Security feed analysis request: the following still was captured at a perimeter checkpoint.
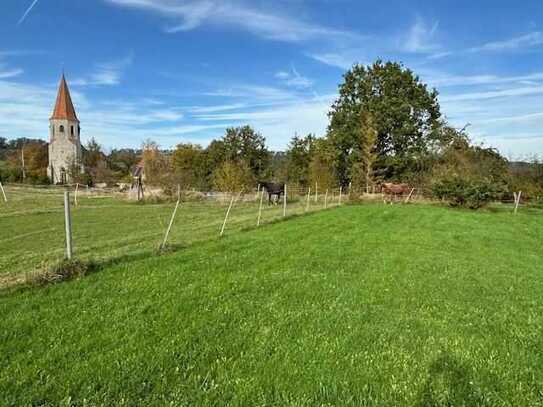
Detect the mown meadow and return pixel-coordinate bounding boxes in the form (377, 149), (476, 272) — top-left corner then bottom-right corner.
(0, 185), (332, 285)
(1, 195), (543, 405)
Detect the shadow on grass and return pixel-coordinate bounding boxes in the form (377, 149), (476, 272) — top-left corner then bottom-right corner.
(417, 353), (491, 406)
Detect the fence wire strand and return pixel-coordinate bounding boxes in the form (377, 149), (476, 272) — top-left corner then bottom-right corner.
(0, 184), (349, 279)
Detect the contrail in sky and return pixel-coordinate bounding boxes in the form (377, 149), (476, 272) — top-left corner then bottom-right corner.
(17, 0), (40, 25)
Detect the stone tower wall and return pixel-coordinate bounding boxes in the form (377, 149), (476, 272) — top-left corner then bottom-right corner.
(48, 119), (82, 184)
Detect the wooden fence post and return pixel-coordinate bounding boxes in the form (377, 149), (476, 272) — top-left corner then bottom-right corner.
(404, 188), (415, 204)
(315, 181), (318, 203)
(161, 194), (181, 250)
(257, 188), (264, 226)
(220, 194), (235, 236)
(0, 182), (7, 203)
(283, 184), (287, 217)
(21, 146), (26, 182)
(306, 187), (311, 212)
(324, 189), (328, 208)
(74, 183), (79, 206)
(64, 191), (73, 260)
(514, 191), (522, 215)
(339, 186), (343, 205)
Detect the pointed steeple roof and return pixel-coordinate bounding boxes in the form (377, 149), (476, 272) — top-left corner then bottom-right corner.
(50, 74), (79, 122)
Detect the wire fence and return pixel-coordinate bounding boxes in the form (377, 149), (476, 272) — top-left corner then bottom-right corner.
(1, 181), (539, 286)
(0, 183), (349, 285)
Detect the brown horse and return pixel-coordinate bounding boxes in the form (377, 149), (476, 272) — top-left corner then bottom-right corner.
(381, 183), (410, 203)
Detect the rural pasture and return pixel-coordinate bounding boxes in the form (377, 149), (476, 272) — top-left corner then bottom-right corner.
(0, 184), (339, 285)
(1, 186), (543, 405)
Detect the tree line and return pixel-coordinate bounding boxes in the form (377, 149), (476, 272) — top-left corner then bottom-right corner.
(1, 60), (542, 207)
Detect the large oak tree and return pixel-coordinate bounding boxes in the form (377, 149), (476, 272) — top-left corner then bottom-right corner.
(328, 61), (442, 183)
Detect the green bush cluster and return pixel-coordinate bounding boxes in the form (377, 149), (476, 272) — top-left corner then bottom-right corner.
(431, 175), (505, 209)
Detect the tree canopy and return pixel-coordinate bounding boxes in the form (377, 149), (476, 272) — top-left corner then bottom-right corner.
(328, 60), (442, 183)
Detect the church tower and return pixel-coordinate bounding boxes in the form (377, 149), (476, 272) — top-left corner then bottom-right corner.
(48, 74), (82, 184)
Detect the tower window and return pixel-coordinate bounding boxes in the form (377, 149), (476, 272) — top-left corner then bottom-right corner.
(59, 125), (65, 133)
(71, 126), (74, 136)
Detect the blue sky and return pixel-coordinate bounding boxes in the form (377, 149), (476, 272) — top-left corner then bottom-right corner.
(2, 0), (543, 158)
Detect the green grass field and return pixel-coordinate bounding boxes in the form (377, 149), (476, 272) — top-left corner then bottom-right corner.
(0, 184), (330, 285)
(1, 196), (543, 405)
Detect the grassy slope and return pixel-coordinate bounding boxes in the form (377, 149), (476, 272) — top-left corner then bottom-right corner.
(1, 204), (543, 405)
(0, 185), (317, 281)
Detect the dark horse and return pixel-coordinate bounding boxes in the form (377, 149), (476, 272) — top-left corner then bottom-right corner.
(258, 181), (285, 205)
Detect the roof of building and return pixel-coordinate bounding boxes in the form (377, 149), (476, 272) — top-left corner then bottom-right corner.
(50, 74), (79, 122)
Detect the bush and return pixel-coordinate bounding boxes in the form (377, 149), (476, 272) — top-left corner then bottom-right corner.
(431, 175), (505, 209)
(213, 160), (254, 192)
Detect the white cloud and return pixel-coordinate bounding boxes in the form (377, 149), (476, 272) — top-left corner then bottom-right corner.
(307, 17), (442, 70)
(477, 112), (543, 125)
(404, 17), (440, 53)
(423, 70), (543, 88)
(471, 32), (543, 52)
(441, 85), (543, 102)
(427, 51), (453, 60)
(191, 93), (334, 149)
(0, 80), (59, 138)
(105, 0), (361, 43)
(0, 50), (47, 57)
(307, 52), (358, 70)
(0, 76), (197, 149)
(0, 67), (24, 79)
(205, 85), (297, 102)
(1, 73), (308, 149)
(0, 54), (25, 80)
(189, 103), (248, 113)
(72, 56), (133, 87)
(438, 83), (543, 157)
(274, 67), (313, 88)
(275, 71), (290, 80)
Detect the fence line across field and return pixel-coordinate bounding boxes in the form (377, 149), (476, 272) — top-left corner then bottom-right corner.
(1, 184), (370, 278)
(2, 181), (538, 281)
